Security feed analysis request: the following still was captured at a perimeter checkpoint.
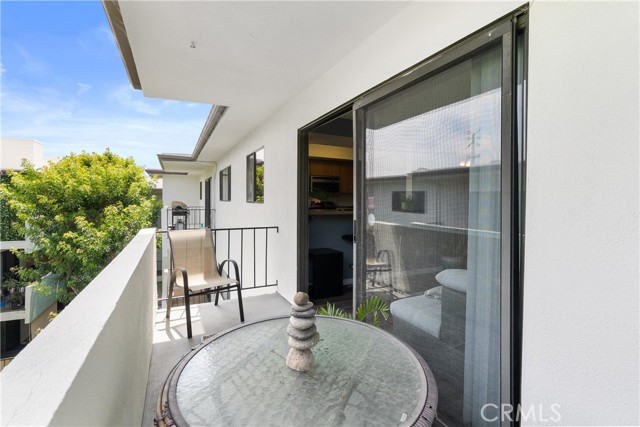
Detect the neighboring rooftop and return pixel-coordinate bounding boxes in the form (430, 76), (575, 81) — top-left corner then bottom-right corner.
(0, 138), (47, 171)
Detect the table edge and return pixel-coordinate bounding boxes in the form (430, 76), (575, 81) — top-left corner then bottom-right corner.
(155, 315), (438, 427)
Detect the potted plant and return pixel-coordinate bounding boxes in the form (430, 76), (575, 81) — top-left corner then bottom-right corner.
(317, 295), (390, 327)
(401, 194), (414, 212)
(440, 233), (467, 269)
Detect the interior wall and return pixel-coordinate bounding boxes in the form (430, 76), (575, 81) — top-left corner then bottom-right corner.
(521, 2), (639, 425)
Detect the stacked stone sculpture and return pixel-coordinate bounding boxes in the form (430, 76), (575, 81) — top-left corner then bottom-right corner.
(286, 292), (320, 372)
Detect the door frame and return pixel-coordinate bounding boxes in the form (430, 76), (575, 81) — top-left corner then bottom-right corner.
(204, 177), (212, 228)
(351, 11), (527, 426)
(297, 103), (354, 297)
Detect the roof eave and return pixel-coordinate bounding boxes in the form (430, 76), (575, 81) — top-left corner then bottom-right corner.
(145, 169), (188, 177)
(192, 105), (228, 160)
(102, 0), (141, 90)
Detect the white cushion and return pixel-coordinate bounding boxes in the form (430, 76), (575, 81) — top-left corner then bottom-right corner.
(390, 296), (441, 338)
(435, 269), (467, 293)
(424, 286), (442, 300)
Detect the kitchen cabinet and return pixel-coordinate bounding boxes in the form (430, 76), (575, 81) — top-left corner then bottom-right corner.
(309, 159), (340, 177)
(339, 163), (353, 193)
(309, 159), (353, 193)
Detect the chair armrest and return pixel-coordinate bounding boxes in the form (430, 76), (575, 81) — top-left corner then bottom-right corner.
(170, 267), (190, 294)
(219, 259), (241, 283)
(376, 249), (391, 263)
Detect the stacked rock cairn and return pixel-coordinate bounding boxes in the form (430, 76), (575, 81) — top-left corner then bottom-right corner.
(286, 292), (320, 372)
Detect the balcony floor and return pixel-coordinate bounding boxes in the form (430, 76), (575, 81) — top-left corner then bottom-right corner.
(143, 290), (291, 426)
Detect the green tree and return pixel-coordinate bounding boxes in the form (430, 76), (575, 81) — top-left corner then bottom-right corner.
(2, 150), (161, 303)
(0, 174), (24, 242)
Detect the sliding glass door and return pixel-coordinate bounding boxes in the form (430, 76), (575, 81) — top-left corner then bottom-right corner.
(354, 15), (526, 427)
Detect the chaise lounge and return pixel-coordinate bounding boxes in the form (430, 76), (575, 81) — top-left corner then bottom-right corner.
(389, 269), (467, 388)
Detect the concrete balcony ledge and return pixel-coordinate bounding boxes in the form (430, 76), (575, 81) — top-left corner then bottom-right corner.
(1, 228), (157, 427)
(0, 226), (292, 427)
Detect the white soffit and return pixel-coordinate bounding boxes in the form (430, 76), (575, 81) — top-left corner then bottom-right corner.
(158, 157), (215, 175)
(118, 1), (410, 160)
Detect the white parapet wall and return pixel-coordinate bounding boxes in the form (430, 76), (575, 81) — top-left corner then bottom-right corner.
(0, 228), (157, 426)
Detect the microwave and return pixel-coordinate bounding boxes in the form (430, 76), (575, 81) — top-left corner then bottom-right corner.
(310, 176), (340, 193)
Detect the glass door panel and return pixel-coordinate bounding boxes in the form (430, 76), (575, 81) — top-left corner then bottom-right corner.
(356, 43), (502, 426)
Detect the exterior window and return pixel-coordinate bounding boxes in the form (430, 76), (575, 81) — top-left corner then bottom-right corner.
(391, 191), (425, 213)
(220, 166), (231, 201)
(246, 148), (264, 203)
(354, 14), (526, 426)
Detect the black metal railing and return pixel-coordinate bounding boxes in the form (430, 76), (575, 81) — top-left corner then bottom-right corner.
(212, 226), (279, 289)
(156, 226), (279, 306)
(165, 207), (215, 230)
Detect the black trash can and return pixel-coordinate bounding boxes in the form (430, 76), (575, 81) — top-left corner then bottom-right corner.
(309, 248), (343, 299)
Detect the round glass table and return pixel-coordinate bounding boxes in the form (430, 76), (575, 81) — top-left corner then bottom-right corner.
(155, 316), (437, 427)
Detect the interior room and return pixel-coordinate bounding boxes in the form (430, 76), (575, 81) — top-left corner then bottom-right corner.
(305, 111), (354, 311)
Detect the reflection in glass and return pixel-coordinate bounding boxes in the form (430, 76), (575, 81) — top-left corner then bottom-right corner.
(246, 148), (264, 203)
(358, 44), (502, 426)
(220, 166), (231, 201)
(255, 148), (264, 202)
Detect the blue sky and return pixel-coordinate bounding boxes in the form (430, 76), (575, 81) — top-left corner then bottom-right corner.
(1, 1), (211, 170)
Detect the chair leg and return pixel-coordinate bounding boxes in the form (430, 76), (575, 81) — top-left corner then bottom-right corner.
(237, 285), (244, 322)
(214, 289), (220, 306)
(388, 253), (394, 290)
(166, 279), (175, 319)
(185, 291), (193, 339)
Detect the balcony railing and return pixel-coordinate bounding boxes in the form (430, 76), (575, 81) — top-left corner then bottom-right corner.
(1, 228), (157, 426)
(212, 226), (279, 289)
(165, 207), (215, 230)
(156, 226), (279, 306)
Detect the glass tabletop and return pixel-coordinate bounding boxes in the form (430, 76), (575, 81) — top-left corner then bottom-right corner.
(168, 316), (429, 427)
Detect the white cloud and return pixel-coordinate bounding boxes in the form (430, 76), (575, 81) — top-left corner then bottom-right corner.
(0, 63), (6, 74)
(2, 107), (208, 169)
(77, 83), (92, 95)
(2, 79), (210, 169)
(14, 44), (47, 77)
(78, 25), (117, 51)
(109, 85), (167, 115)
(33, 108), (74, 126)
(1, 89), (48, 113)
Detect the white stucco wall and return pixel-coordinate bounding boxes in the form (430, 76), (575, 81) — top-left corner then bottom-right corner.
(521, 2), (639, 425)
(161, 174), (202, 209)
(212, 1), (525, 303)
(0, 228), (157, 426)
(210, 1), (639, 424)
(0, 138), (45, 170)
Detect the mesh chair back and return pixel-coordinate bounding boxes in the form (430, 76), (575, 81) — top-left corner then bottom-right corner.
(168, 228), (220, 287)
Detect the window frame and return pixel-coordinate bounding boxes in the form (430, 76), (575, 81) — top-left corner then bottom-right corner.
(246, 148), (264, 203)
(219, 166), (231, 201)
